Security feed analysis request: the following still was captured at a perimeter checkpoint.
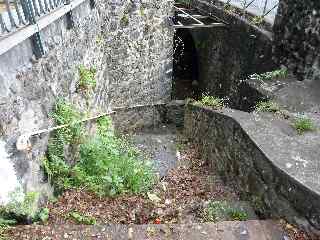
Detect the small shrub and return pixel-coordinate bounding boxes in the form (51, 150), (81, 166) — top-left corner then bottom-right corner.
(78, 65), (96, 90)
(43, 100), (155, 197)
(249, 69), (288, 81)
(5, 189), (39, 221)
(201, 201), (248, 222)
(120, 14), (129, 26)
(251, 16), (264, 26)
(198, 95), (224, 109)
(223, 3), (236, 14)
(68, 211), (96, 225)
(35, 208), (49, 223)
(228, 209), (248, 221)
(255, 101), (280, 113)
(293, 116), (315, 134)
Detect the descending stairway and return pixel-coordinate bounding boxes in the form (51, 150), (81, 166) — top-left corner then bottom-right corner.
(9, 220), (287, 239)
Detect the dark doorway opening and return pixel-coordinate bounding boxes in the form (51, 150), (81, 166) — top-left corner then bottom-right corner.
(172, 29), (199, 100)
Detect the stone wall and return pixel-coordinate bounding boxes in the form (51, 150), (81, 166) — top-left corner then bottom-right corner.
(273, 0), (320, 81)
(189, 0), (277, 101)
(184, 104), (320, 235)
(0, 0), (173, 202)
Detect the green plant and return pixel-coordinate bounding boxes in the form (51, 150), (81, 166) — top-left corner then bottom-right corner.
(68, 211), (96, 225)
(197, 95), (224, 109)
(0, 216), (17, 239)
(5, 189), (39, 220)
(201, 201), (248, 222)
(78, 65), (96, 90)
(120, 14), (129, 26)
(255, 100), (280, 113)
(139, 6), (145, 16)
(251, 16), (264, 25)
(35, 208), (49, 223)
(223, 3), (237, 14)
(249, 69), (288, 81)
(293, 116), (315, 134)
(228, 209), (248, 221)
(43, 100), (155, 196)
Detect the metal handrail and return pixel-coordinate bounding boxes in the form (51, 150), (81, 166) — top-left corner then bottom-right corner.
(222, 0), (279, 21)
(0, 0), (65, 37)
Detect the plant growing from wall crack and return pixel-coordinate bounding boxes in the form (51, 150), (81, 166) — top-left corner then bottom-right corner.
(249, 69), (288, 81)
(78, 65), (97, 91)
(197, 94), (224, 109)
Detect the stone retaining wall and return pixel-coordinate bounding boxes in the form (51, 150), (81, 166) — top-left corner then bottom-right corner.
(273, 0), (320, 81)
(184, 104), (320, 235)
(190, 0), (277, 101)
(0, 0), (173, 201)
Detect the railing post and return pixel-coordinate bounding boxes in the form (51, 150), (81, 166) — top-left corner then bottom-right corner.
(65, 0), (74, 29)
(22, 0), (46, 58)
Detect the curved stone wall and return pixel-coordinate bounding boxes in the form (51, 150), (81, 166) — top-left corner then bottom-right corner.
(184, 104), (320, 235)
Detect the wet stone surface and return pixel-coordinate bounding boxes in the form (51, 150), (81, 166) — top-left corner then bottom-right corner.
(131, 124), (180, 177)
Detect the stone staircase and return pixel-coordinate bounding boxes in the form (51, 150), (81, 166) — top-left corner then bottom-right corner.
(10, 220), (288, 239)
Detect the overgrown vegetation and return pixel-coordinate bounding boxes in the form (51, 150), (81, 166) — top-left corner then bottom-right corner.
(4, 190), (39, 221)
(78, 65), (96, 90)
(0, 217), (16, 240)
(251, 16), (264, 26)
(249, 69), (288, 81)
(255, 100), (280, 113)
(43, 99), (155, 196)
(201, 201), (248, 222)
(197, 95), (224, 109)
(293, 116), (316, 134)
(68, 211), (96, 225)
(120, 14), (129, 26)
(223, 2), (237, 14)
(0, 188), (49, 238)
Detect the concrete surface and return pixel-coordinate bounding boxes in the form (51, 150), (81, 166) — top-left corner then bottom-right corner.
(9, 220), (287, 239)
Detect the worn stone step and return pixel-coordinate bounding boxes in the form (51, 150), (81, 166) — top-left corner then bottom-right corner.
(9, 220), (288, 239)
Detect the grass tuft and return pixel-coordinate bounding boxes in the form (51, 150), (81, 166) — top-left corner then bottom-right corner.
(197, 95), (224, 109)
(293, 116), (316, 134)
(68, 211), (96, 225)
(201, 201), (248, 222)
(249, 69), (288, 81)
(255, 100), (280, 113)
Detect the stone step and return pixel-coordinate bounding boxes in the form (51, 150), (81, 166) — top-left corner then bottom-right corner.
(10, 220), (288, 239)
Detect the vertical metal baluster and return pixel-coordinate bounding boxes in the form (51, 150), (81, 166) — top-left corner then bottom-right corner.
(4, 0), (18, 29)
(42, 0), (49, 13)
(52, 0), (57, 8)
(20, 0), (30, 24)
(262, 3), (278, 17)
(0, 14), (9, 33)
(37, 0), (45, 15)
(31, 0), (40, 17)
(14, 0), (27, 25)
(48, 0), (55, 10)
(23, 0), (45, 57)
(262, 0), (268, 15)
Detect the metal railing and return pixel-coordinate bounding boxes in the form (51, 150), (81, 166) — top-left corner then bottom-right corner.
(0, 0), (65, 36)
(222, 0), (279, 22)
(0, 0), (91, 56)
